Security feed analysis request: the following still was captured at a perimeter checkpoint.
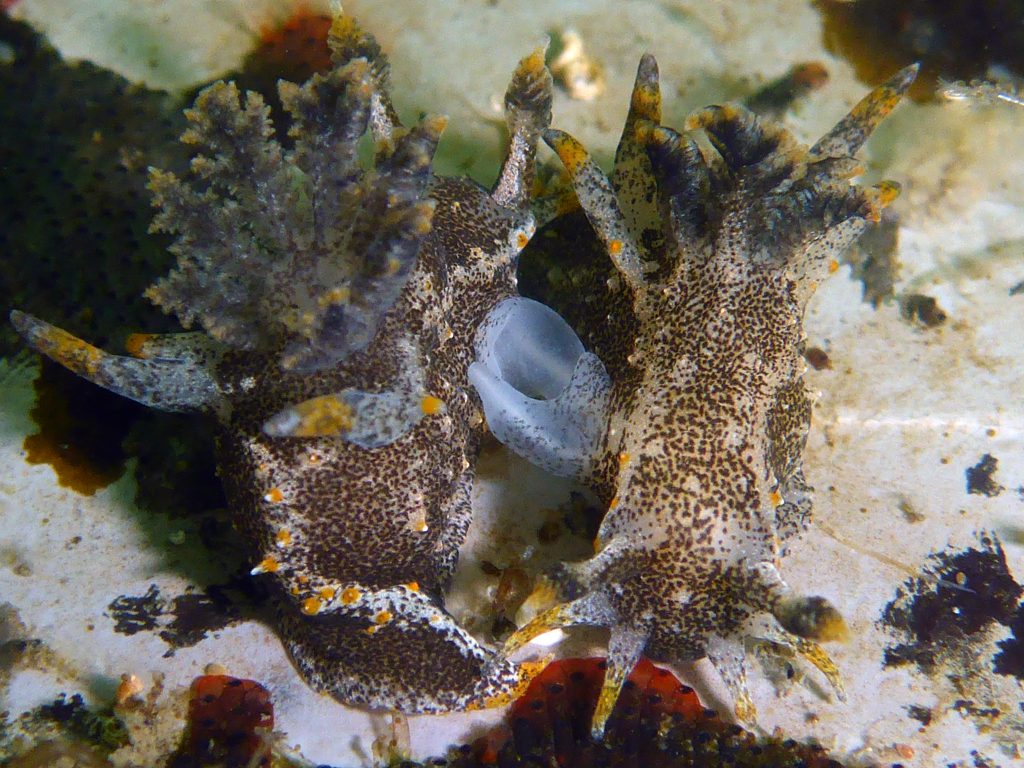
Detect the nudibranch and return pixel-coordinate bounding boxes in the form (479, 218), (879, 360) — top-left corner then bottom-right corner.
(12, 16), (552, 712)
(475, 57), (917, 734)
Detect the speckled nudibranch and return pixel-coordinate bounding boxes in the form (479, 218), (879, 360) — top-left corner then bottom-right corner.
(12, 15), (552, 713)
(476, 57), (917, 734)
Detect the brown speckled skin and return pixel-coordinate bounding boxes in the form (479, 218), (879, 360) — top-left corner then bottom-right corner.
(12, 19), (553, 713)
(215, 177), (534, 710)
(507, 58), (916, 731)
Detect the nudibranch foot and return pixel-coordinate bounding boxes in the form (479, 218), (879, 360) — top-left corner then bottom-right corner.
(497, 58), (915, 735)
(277, 583), (529, 713)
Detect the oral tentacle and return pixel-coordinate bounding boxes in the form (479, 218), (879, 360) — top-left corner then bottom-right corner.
(10, 310), (225, 414)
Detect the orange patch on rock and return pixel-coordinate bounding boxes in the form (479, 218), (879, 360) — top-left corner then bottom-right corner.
(247, 5), (334, 85)
(23, 361), (137, 496)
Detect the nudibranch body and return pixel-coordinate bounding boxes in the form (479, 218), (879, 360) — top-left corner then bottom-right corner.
(487, 58), (917, 733)
(13, 16), (552, 712)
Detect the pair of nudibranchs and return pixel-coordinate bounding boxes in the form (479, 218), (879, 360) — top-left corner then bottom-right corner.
(13, 13), (915, 737)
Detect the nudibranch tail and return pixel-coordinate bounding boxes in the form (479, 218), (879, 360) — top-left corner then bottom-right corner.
(10, 310), (224, 414)
(279, 583), (530, 713)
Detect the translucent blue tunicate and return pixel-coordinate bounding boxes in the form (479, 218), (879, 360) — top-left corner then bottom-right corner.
(468, 297), (611, 479)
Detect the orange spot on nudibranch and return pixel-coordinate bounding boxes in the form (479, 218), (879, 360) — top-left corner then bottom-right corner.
(287, 394), (353, 437)
(264, 487), (284, 503)
(827, 259), (840, 274)
(872, 180), (901, 214)
(608, 495), (619, 509)
(275, 529), (292, 547)
(609, 239), (624, 256)
(519, 46), (547, 77)
(301, 597), (323, 615)
(318, 587), (336, 601)
(340, 587), (361, 605)
(124, 333), (155, 358)
(516, 231), (531, 249)
(252, 556), (279, 575)
(617, 451), (630, 466)
(548, 132), (589, 174)
(406, 581), (420, 592)
(374, 610), (393, 625)
(420, 395), (445, 416)
(770, 491), (783, 507)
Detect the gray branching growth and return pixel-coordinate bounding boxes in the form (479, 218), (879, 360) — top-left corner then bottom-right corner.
(146, 21), (442, 372)
(939, 76), (1024, 108)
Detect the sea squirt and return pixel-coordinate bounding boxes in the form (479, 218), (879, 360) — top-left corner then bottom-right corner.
(12, 15), (553, 713)
(476, 56), (918, 734)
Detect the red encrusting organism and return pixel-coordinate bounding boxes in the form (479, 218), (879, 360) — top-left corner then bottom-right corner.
(474, 658), (702, 766)
(183, 674), (274, 768)
(510, 657), (703, 730)
(248, 3), (334, 84)
(458, 657), (845, 768)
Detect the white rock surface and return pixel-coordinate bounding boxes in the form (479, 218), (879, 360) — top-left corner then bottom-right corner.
(3, 0), (1023, 765)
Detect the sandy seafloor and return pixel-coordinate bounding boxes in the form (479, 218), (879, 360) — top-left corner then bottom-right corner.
(1, 0), (1023, 765)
